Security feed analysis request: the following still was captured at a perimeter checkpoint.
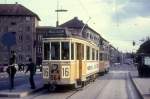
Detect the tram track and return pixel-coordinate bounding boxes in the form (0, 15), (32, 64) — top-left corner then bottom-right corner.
(23, 70), (141, 99)
(66, 73), (112, 99)
(126, 72), (143, 99)
(23, 73), (111, 99)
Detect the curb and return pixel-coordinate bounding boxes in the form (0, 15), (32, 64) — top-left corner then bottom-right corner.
(0, 86), (44, 98)
(129, 72), (144, 99)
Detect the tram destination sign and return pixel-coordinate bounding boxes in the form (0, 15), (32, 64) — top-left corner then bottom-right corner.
(43, 28), (67, 38)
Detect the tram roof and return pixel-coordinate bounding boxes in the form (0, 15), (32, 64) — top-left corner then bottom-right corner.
(43, 35), (99, 47)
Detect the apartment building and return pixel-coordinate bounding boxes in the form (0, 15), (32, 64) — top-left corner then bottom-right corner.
(0, 3), (40, 65)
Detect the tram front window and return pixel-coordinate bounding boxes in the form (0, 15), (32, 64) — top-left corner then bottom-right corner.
(61, 42), (69, 60)
(51, 42), (60, 60)
(44, 43), (50, 60)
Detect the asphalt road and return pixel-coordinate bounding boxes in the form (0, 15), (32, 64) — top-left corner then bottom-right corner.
(21, 63), (142, 99)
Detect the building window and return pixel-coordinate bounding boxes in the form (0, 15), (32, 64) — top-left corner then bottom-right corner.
(38, 35), (42, 41)
(11, 22), (16, 25)
(40, 47), (42, 53)
(26, 26), (30, 32)
(26, 35), (31, 41)
(37, 47), (42, 53)
(86, 33), (89, 38)
(18, 35), (23, 41)
(4, 26), (8, 32)
(19, 26), (23, 32)
(99, 53), (103, 61)
(27, 45), (31, 51)
(26, 17), (30, 21)
(18, 46), (22, 51)
(18, 55), (23, 61)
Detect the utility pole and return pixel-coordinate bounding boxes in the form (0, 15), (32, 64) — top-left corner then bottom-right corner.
(55, 0), (67, 27)
(80, 17), (91, 34)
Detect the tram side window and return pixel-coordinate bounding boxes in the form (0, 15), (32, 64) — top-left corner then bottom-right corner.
(61, 42), (69, 60)
(81, 44), (84, 60)
(92, 48), (95, 60)
(44, 43), (50, 60)
(71, 43), (74, 60)
(86, 46), (90, 60)
(76, 43), (84, 60)
(76, 43), (80, 60)
(51, 42), (60, 60)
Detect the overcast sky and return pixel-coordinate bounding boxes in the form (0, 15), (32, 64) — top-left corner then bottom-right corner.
(1, 0), (150, 52)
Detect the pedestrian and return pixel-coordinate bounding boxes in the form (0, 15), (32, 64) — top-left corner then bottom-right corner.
(6, 51), (17, 89)
(25, 58), (36, 89)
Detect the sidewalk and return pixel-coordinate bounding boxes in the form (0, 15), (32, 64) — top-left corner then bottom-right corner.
(0, 72), (24, 79)
(0, 69), (42, 79)
(130, 71), (150, 99)
(0, 78), (44, 98)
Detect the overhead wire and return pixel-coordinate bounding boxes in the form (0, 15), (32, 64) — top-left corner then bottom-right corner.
(77, 0), (91, 20)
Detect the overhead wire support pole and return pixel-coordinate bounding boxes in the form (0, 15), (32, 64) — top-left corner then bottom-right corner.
(56, 0), (59, 27)
(55, 0), (68, 27)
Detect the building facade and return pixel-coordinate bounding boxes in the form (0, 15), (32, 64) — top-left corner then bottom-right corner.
(0, 4), (40, 65)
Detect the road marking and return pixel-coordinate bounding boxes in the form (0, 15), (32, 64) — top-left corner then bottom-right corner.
(109, 71), (129, 73)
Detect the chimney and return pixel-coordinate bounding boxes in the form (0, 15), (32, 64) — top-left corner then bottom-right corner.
(74, 17), (78, 20)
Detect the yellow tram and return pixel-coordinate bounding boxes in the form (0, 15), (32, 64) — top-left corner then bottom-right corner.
(42, 29), (100, 90)
(99, 51), (110, 74)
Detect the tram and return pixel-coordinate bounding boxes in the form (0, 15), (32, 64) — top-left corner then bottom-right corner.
(42, 28), (100, 90)
(99, 51), (110, 74)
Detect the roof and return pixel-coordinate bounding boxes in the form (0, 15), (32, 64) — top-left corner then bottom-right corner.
(0, 4), (40, 20)
(36, 26), (54, 30)
(138, 40), (150, 54)
(60, 17), (110, 43)
(59, 17), (84, 29)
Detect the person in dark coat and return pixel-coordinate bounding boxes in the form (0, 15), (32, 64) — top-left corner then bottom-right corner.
(6, 66), (16, 89)
(6, 51), (17, 89)
(25, 58), (36, 89)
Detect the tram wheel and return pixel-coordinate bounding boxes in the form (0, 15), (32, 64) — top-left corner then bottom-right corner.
(81, 81), (86, 87)
(48, 84), (56, 92)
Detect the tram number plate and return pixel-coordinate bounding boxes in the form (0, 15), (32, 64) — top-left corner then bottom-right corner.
(62, 66), (70, 78)
(43, 66), (49, 79)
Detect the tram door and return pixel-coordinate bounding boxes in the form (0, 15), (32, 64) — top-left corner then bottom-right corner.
(76, 43), (84, 79)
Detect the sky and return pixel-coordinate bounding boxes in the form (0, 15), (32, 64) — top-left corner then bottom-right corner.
(1, 0), (150, 52)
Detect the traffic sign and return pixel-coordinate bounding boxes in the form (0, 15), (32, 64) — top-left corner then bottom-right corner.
(1, 32), (16, 47)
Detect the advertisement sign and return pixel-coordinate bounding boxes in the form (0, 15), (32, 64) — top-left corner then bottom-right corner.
(87, 62), (99, 74)
(144, 57), (150, 66)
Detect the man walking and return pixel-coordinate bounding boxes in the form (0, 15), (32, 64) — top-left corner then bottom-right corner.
(6, 51), (17, 89)
(25, 58), (36, 89)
